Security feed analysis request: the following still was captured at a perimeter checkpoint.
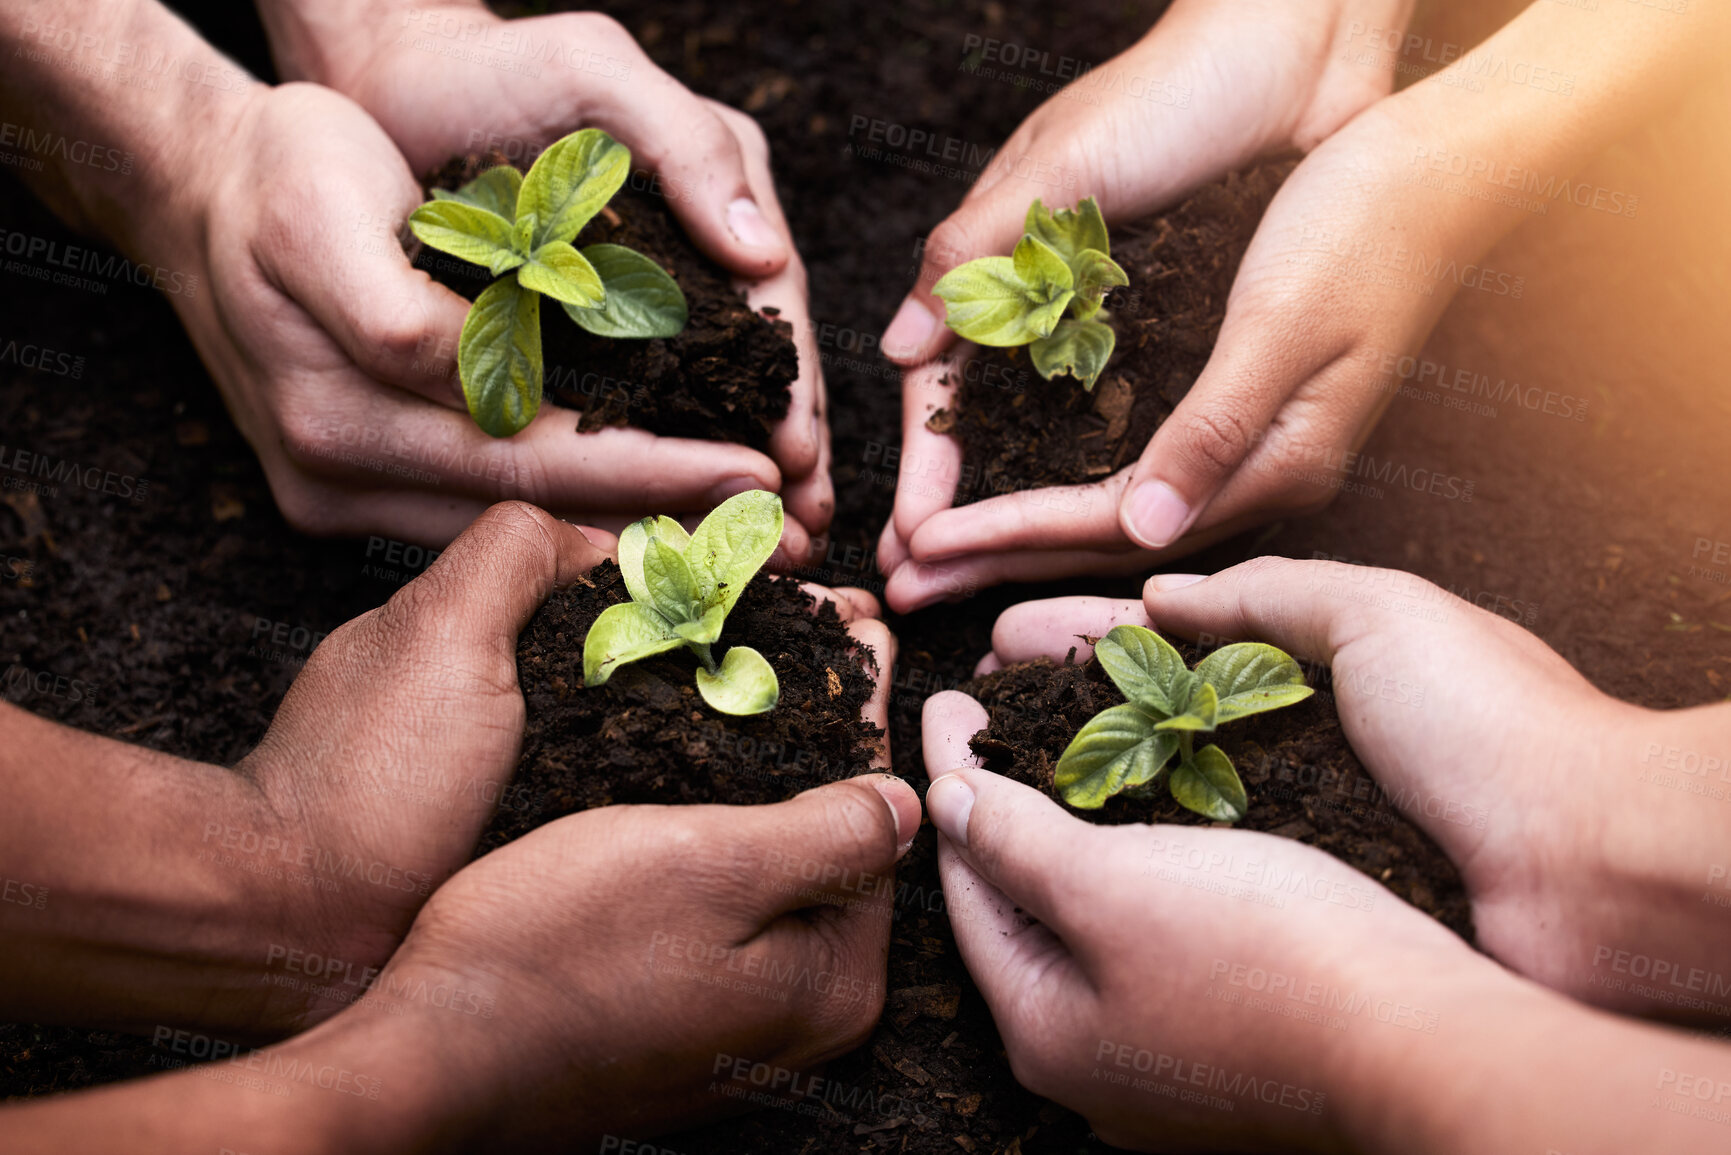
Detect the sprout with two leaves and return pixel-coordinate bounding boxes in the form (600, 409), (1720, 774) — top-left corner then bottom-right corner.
(932, 196), (1128, 391)
(582, 490), (784, 716)
(1055, 625), (1314, 821)
(408, 128), (688, 437)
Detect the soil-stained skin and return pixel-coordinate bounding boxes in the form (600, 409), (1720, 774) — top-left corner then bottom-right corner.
(422, 150), (796, 452)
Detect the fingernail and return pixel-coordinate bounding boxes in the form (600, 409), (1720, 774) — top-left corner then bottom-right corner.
(868, 775), (920, 859)
(926, 774), (975, 849)
(704, 475), (765, 506)
(1124, 481), (1190, 549)
(882, 299), (936, 359)
(725, 197), (781, 250)
(1147, 573), (1206, 593)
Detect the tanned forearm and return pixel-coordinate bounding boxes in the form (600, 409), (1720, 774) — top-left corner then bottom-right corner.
(0, 702), (343, 1037)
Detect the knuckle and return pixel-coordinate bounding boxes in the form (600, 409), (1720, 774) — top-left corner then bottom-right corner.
(265, 474), (343, 538)
(470, 499), (557, 550)
(356, 299), (430, 373)
(276, 406), (328, 465)
(567, 11), (634, 50)
(819, 785), (897, 866)
(1175, 407), (1257, 476)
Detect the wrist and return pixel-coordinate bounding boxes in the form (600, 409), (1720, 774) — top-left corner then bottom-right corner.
(1564, 702), (1731, 1015)
(1325, 950), (1547, 1153)
(259, 0), (493, 91)
(0, 705), (382, 1037)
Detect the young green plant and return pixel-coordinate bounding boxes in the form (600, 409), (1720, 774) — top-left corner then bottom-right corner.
(1054, 625), (1313, 821)
(931, 196), (1128, 391)
(582, 490), (783, 715)
(408, 128), (688, 437)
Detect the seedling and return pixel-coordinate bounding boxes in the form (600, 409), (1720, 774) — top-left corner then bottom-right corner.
(582, 490), (783, 716)
(1054, 625), (1313, 821)
(931, 196), (1127, 391)
(408, 128), (688, 437)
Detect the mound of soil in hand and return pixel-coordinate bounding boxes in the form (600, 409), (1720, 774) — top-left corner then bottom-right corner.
(941, 162), (1294, 504)
(961, 651), (1474, 940)
(421, 150), (796, 452)
(480, 561), (884, 853)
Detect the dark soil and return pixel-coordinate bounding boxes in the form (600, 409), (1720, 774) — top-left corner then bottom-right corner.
(942, 163), (1293, 504)
(961, 654), (1474, 940)
(478, 561), (885, 854)
(5, 0), (1731, 1153)
(421, 150), (796, 452)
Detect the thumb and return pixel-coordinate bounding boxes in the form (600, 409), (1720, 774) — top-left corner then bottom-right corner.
(919, 695), (1096, 943)
(920, 693), (1095, 1034)
(595, 84), (790, 279)
(735, 774), (921, 922)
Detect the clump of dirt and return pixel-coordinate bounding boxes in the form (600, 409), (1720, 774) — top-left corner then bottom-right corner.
(480, 560), (885, 852)
(421, 149), (796, 452)
(959, 649), (1474, 940)
(942, 162), (1294, 503)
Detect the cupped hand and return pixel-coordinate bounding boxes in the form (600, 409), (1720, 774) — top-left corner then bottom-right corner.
(917, 690), (1483, 1153)
(880, 0), (1723, 612)
(876, 0), (1413, 610)
(262, 1), (833, 540)
(232, 501), (608, 1013)
(348, 771), (921, 1146)
(982, 559), (1731, 1022)
(239, 498), (896, 1025)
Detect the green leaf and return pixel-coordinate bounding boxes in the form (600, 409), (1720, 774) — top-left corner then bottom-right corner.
(1012, 235), (1077, 339)
(518, 127), (631, 248)
(442, 165), (523, 219)
(408, 200), (524, 276)
(618, 516), (690, 605)
(518, 241), (605, 308)
(932, 257), (1050, 347)
(582, 601), (683, 687)
(643, 536), (699, 623)
(685, 490), (784, 621)
(695, 645), (780, 715)
(1025, 196), (1110, 265)
(1194, 643), (1316, 723)
(1054, 703), (1179, 809)
(1093, 625), (1188, 715)
(1169, 744), (1248, 822)
(458, 278), (542, 437)
(565, 243), (689, 338)
(1029, 318), (1116, 392)
(674, 605), (727, 646)
(1070, 248), (1129, 318)
(1153, 680), (1218, 732)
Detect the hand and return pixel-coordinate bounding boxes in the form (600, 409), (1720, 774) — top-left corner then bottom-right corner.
(0, 497), (897, 1037)
(981, 559), (1731, 1024)
(875, 0), (1410, 610)
(258, 0), (833, 542)
(878, 0), (1729, 611)
(917, 690), (1483, 1152)
(917, 689), (1731, 1155)
(145, 81), (821, 555)
(0, 773), (924, 1153)
(349, 770), (920, 1146)
(0, 500), (603, 1034)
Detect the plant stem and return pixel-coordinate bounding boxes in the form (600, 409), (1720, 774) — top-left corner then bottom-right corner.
(687, 641), (718, 674)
